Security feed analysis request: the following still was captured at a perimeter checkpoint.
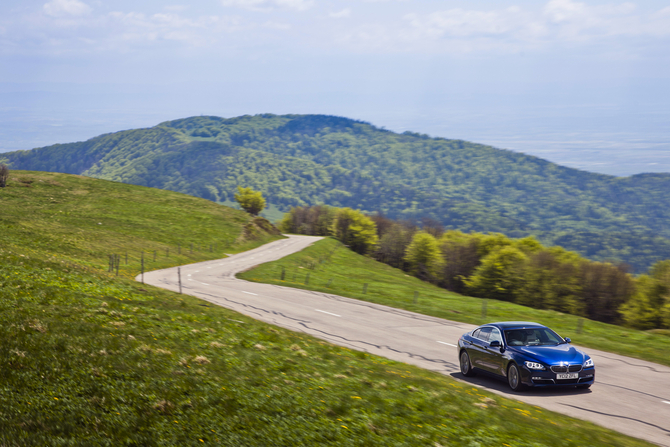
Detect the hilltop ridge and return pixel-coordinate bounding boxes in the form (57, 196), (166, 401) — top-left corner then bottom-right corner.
(4, 114), (670, 272)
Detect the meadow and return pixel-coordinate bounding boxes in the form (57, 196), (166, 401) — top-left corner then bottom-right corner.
(0, 171), (655, 446)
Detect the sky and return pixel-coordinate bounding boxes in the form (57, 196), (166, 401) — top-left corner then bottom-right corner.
(1, 0), (669, 176)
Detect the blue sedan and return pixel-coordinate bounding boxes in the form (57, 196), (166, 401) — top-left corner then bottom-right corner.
(457, 321), (595, 391)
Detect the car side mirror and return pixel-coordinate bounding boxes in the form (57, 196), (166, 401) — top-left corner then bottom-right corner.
(565, 337), (571, 343)
(489, 339), (504, 353)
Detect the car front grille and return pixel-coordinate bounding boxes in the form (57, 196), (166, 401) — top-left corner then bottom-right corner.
(550, 364), (583, 373)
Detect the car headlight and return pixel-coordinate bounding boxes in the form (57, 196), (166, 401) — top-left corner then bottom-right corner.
(584, 358), (594, 368)
(524, 361), (545, 370)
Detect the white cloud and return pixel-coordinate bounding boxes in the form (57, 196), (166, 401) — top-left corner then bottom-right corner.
(329, 8), (351, 19)
(221, 0), (313, 12)
(43, 0), (91, 17)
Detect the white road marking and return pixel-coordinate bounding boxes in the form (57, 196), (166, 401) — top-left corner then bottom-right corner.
(663, 401), (670, 405)
(243, 291), (258, 296)
(437, 341), (458, 347)
(201, 282), (209, 286)
(315, 309), (341, 317)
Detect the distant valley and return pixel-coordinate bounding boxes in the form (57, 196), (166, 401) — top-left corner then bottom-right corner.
(3, 114), (670, 272)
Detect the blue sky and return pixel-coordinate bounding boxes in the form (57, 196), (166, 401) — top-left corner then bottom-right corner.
(1, 0), (669, 175)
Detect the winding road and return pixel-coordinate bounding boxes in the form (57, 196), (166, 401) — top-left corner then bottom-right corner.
(141, 235), (670, 446)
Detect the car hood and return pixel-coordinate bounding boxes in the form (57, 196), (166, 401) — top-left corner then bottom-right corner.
(512, 344), (586, 365)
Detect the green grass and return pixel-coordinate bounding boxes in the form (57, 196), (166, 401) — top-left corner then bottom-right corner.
(0, 172), (655, 446)
(239, 237), (670, 368)
(1, 171), (281, 278)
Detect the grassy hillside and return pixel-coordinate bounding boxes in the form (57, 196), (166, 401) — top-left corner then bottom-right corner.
(0, 171), (653, 446)
(4, 114), (670, 272)
(238, 237), (670, 368)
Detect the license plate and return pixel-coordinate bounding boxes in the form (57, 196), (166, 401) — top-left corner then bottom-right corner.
(556, 373), (579, 380)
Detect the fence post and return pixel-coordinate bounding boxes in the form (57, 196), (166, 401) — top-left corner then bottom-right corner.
(153, 250), (156, 262)
(125, 252), (128, 265)
(363, 283), (368, 294)
(481, 300), (488, 320)
(577, 318), (584, 334)
(413, 291), (418, 304)
(281, 267), (285, 280)
(115, 254), (120, 276)
(141, 251), (144, 284)
(178, 267), (182, 294)
(305, 273), (310, 285)
(327, 278), (333, 288)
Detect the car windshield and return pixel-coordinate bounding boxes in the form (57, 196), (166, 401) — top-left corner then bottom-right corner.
(504, 328), (564, 346)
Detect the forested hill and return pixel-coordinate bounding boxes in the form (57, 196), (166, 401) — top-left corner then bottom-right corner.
(4, 114), (670, 272)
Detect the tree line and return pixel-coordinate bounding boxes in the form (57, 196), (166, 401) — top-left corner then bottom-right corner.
(280, 205), (670, 329)
(5, 113), (670, 273)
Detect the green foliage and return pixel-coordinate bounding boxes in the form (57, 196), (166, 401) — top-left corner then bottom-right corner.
(465, 246), (528, 302)
(621, 260), (670, 329)
(234, 186), (266, 216)
(278, 205), (336, 236)
(4, 114), (670, 271)
(330, 208), (378, 255)
(403, 232), (443, 281)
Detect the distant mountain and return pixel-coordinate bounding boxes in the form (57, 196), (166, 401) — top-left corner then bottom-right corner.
(4, 114), (670, 272)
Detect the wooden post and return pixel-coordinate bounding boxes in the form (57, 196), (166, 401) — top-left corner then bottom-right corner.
(363, 283), (368, 294)
(153, 250), (156, 262)
(413, 291), (418, 304)
(305, 273), (310, 285)
(281, 267), (285, 280)
(141, 251), (144, 284)
(327, 278), (333, 288)
(178, 267), (182, 294)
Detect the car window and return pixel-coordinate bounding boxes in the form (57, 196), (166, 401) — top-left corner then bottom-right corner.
(472, 329), (481, 339)
(489, 328), (503, 344)
(476, 327), (492, 342)
(505, 328), (564, 346)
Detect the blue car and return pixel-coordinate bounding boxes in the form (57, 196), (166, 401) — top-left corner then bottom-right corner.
(457, 321), (595, 391)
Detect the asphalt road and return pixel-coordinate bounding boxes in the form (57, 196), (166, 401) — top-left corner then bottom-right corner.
(141, 235), (670, 446)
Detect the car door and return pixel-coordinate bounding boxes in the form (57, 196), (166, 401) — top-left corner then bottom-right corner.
(469, 327), (492, 370)
(479, 327), (505, 376)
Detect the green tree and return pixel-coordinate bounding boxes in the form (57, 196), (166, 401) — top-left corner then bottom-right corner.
(330, 208), (378, 254)
(465, 246), (528, 302)
(234, 186), (266, 216)
(404, 232), (443, 281)
(621, 260), (670, 329)
(515, 248), (584, 315)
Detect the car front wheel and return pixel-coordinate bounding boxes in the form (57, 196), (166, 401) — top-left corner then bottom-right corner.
(507, 363), (525, 391)
(460, 351), (476, 377)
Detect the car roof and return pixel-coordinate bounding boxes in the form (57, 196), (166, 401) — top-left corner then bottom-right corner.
(482, 321), (546, 330)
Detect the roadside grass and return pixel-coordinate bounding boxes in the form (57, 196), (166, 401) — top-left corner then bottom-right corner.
(238, 237), (670, 368)
(0, 171), (280, 278)
(0, 172), (655, 445)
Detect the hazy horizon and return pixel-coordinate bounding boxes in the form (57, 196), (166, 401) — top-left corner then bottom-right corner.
(1, 0), (669, 177)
